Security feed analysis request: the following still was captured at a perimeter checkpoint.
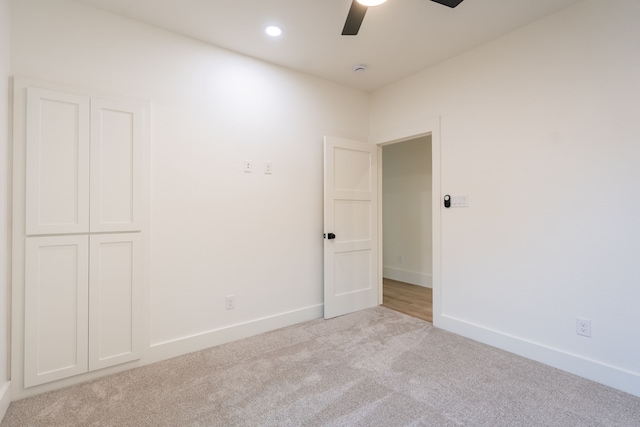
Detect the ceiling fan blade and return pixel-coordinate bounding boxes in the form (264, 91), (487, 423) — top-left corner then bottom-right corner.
(430, 0), (464, 7)
(342, 0), (368, 36)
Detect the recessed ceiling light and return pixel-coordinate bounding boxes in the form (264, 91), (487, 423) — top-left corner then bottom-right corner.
(265, 26), (283, 37)
(356, 0), (387, 6)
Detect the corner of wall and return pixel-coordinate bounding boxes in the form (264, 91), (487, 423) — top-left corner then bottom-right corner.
(0, 381), (10, 420)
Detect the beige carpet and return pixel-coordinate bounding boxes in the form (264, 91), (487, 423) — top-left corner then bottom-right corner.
(3, 307), (640, 426)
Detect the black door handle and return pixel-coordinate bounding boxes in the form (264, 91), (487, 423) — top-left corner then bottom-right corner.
(324, 233), (336, 240)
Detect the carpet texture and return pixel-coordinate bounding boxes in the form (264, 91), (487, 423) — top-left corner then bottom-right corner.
(3, 307), (640, 426)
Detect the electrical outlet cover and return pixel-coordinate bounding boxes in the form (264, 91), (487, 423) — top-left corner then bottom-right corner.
(576, 317), (591, 337)
(226, 295), (235, 310)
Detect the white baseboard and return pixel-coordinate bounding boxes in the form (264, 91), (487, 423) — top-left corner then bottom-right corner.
(383, 266), (432, 288)
(0, 381), (10, 422)
(11, 305), (324, 401)
(148, 304), (324, 364)
(435, 314), (640, 398)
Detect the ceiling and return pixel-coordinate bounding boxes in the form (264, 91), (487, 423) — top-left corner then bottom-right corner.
(73, 0), (583, 92)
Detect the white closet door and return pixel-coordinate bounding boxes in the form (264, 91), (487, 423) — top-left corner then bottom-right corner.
(90, 100), (143, 232)
(89, 233), (142, 371)
(25, 88), (90, 235)
(24, 235), (89, 387)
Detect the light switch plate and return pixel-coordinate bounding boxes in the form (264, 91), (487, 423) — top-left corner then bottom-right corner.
(451, 194), (469, 207)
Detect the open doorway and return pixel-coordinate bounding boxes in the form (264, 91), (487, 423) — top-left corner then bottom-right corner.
(381, 135), (433, 322)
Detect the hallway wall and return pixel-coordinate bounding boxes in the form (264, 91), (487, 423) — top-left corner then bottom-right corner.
(382, 136), (432, 287)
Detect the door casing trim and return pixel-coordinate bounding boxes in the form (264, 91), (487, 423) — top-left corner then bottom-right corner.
(372, 116), (441, 326)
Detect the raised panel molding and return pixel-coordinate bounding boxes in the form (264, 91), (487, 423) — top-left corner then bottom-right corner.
(89, 233), (142, 371)
(90, 100), (143, 232)
(25, 88), (90, 235)
(24, 236), (89, 387)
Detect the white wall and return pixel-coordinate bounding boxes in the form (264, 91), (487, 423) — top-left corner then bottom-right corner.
(0, 0), (11, 416)
(382, 136), (432, 287)
(371, 0), (640, 396)
(10, 0), (368, 398)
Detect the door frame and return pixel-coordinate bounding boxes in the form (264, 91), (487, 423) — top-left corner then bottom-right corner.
(372, 116), (441, 326)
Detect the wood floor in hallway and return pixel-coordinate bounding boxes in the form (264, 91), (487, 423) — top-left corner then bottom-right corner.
(382, 278), (433, 323)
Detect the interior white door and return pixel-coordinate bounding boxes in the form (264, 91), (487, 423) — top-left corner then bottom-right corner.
(323, 136), (378, 319)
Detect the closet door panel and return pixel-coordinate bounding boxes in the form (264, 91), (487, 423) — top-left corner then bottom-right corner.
(90, 100), (143, 232)
(89, 233), (142, 370)
(25, 88), (90, 235)
(24, 236), (89, 387)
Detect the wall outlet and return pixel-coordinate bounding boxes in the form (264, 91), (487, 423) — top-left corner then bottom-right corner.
(264, 161), (273, 174)
(226, 295), (235, 310)
(576, 317), (591, 337)
(243, 160), (253, 173)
